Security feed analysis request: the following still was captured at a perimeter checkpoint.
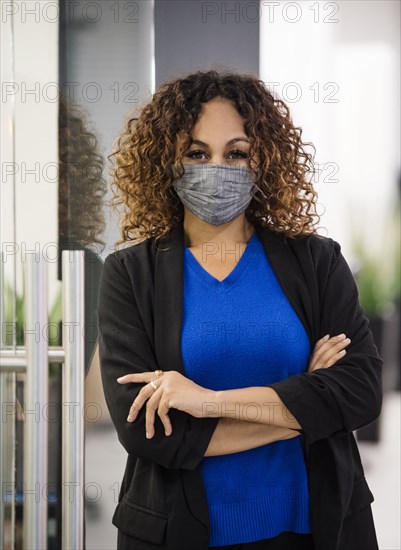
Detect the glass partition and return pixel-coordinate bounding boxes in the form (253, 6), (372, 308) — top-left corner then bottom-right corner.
(0, 1), (155, 548)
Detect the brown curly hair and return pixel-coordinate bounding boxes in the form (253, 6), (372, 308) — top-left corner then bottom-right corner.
(58, 92), (107, 252)
(107, 69), (324, 250)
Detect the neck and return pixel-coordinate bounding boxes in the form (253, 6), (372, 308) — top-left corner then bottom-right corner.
(182, 212), (255, 248)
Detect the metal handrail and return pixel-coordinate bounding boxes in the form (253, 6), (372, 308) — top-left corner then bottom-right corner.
(2, 249), (86, 550)
(22, 253), (49, 549)
(0, 348), (66, 372)
(61, 250), (85, 550)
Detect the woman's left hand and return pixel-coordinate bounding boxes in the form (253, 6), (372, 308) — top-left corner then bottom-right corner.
(117, 370), (216, 438)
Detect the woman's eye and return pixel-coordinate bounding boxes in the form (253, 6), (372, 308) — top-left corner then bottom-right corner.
(185, 150), (207, 160)
(184, 149), (248, 160)
(228, 149), (248, 159)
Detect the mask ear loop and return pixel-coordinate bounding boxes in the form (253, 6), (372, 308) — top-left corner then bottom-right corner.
(169, 163), (182, 179)
(249, 169), (269, 204)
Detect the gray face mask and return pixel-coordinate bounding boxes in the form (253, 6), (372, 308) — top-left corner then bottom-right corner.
(172, 163), (255, 225)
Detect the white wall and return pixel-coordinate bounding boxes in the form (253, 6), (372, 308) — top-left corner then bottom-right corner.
(1, 0), (60, 325)
(260, 0), (400, 262)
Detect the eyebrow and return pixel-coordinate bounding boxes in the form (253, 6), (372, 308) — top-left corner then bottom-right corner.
(189, 137), (250, 147)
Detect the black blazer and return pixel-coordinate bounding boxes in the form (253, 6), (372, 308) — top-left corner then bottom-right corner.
(97, 220), (383, 550)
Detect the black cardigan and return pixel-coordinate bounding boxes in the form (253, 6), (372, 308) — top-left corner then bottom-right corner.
(97, 220), (383, 550)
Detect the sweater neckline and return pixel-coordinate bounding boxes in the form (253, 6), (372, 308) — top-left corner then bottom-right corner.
(184, 230), (258, 289)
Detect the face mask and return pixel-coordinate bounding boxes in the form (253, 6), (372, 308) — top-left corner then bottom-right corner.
(172, 163), (255, 225)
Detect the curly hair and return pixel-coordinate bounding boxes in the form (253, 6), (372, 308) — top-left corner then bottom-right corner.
(58, 93), (107, 252)
(107, 69), (324, 250)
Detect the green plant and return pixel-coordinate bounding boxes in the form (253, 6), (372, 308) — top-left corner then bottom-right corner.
(351, 192), (400, 316)
(3, 280), (62, 376)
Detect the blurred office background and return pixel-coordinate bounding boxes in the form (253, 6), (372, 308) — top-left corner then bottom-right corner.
(1, 1), (399, 549)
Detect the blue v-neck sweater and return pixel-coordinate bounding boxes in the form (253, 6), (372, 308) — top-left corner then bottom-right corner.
(180, 231), (312, 547)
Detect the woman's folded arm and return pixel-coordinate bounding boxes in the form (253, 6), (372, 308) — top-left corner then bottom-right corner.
(97, 252), (220, 471)
(204, 417), (300, 457)
(264, 238), (383, 445)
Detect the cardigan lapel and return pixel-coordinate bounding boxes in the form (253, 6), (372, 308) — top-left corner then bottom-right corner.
(153, 220), (214, 533)
(254, 225), (316, 348)
(153, 219), (186, 376)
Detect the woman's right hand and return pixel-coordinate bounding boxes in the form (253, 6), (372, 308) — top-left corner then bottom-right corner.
(307, 333), (351, 373)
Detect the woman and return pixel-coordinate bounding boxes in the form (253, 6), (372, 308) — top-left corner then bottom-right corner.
(97, 70), (382, 550)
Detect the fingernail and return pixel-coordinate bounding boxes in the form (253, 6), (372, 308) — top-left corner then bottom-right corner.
(165, 430), (171, 436)
(127, 415), (133, 422)
(146, 432), (152, 439)
(323, 334), (330, 341)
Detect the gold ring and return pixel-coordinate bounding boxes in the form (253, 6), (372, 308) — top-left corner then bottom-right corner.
(154, 370), (163, 379)
(150, 380), (158, 392)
